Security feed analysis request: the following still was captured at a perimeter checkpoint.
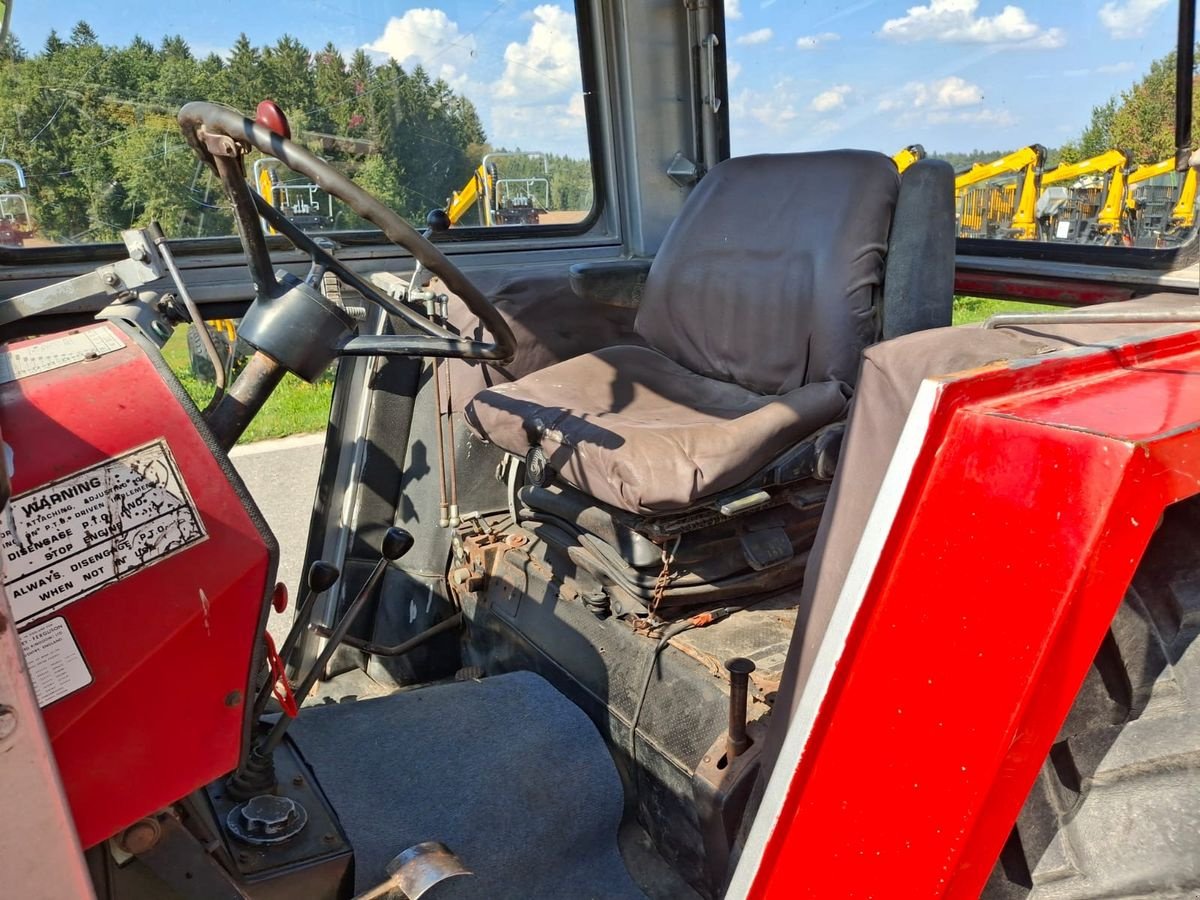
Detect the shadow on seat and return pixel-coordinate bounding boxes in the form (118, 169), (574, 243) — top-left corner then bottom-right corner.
(466, 150), (954, 612)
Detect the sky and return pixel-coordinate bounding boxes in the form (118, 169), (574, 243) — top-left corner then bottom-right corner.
(6, 0), (1184, 159)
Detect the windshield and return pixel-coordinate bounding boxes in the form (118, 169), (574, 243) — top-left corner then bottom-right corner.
(0, 1), (594, 247)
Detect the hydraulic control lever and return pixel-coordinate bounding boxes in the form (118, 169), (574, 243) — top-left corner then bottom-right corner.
(262, 527), (413, 751)
(249, 559), (340, 723)
(228, 528), (413, 799)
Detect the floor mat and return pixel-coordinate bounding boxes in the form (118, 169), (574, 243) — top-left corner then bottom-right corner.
(288, 670), (646, 899)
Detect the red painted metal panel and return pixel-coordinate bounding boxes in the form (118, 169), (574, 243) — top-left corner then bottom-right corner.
(953, 270), (1135, 306)
(0, 325), (274, 848)
(748, 331), (1200, 898)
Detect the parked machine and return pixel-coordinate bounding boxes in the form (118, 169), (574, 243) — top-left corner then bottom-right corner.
(445, 152), (549, 227)
(1125, 156), (1199, 244)
(891, 144), (926, 173)
(953, 144), (1046, 239)
(3, 3), (1200, 900)
(1035, 148), (1131, 243)
(0, 158), (35, 248)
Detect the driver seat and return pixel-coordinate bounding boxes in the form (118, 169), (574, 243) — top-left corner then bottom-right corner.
(465, 150), (951, 518)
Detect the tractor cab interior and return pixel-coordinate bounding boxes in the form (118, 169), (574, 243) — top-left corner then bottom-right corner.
(4, 1), (1200, 898)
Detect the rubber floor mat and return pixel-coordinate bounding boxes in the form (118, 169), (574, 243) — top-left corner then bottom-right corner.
(289, 670), (646, 899)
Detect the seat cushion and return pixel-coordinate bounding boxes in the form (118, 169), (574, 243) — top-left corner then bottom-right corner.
(464, 345), (850, 515)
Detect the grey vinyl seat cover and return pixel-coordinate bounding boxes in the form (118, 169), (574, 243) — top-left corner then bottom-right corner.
(465, 151), (902, 515)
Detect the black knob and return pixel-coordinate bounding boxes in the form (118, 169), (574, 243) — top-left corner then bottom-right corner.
(382, 526), (415, 561)
(306, 560), (340, 594)
(426, 208), (451, 234)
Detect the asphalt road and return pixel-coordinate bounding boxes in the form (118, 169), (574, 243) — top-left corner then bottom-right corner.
(229, 433), (325, 646)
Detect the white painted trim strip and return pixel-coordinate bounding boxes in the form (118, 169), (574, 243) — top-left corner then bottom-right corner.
(726, 378), (943, 897)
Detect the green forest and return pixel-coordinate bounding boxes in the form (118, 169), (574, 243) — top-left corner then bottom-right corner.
(0, 23), (594, 244)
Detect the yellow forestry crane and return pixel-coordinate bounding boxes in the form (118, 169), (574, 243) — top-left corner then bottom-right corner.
(892, 145), (926, 173)
(953, 144), (1046, 240)
(1036, 149), (1131, 242)
(1125, 157), (1198, 240)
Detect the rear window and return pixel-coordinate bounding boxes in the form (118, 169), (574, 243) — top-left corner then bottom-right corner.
(724, 0), (1193, 253)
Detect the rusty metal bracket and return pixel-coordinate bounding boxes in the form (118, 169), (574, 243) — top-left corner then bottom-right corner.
(198, 127), (243, 159)
(124, 811), (249, 900)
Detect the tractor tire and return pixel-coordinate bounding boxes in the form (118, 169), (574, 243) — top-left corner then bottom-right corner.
(983, 495), (1200, 898)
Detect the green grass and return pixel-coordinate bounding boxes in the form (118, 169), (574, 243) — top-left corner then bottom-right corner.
(161, 327), (334, 444)
(953, 295), (1061, 326)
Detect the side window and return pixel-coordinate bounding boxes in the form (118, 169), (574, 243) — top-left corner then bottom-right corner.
(725, 1), (1192, 251)
(0, 3), (594, 249)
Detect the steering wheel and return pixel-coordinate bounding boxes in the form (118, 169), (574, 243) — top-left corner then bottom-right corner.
(177, 101), (516, 365)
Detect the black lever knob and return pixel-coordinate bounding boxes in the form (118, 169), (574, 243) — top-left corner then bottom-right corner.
(426, 208), (451, 234)
(306, 560), (340, 594)
(382, 526), (415, 562)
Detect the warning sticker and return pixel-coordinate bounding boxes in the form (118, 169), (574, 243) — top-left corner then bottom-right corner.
(18, 617), (92, 708)
(0, 328), (124, 385)
(2, 440), (207, 625)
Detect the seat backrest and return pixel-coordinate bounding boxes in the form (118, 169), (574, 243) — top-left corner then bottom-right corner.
(880, 158), (956, 340)
(634, 150), (901, 396)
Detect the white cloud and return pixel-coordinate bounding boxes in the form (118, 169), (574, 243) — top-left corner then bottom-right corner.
(1096, 60), (1135, 74)
(811, 84), (852, 113)
(728, 60), (743, 82)
(363, 9), (477, 85)
(880, 0), (1065, 49)
(877, 76), (984, 111)
(736, 28), (774, 46)
(796, 32), (840, 50)
(726, 0), (743, 20)
(1099, 0), (1170, 38)
(495, 5), (582, 100)
(487, 6), (587, 155)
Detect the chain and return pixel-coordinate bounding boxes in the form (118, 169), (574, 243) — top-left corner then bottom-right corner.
(648, 535), (682, 622)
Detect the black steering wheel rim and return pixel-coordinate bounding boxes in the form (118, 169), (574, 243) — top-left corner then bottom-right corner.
(177, 101), (516, 363)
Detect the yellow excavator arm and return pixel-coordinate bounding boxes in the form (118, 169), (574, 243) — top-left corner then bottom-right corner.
(892, 145), (926, 174)
(954, 144), (1046, 240)
(446, 163), (496, 227)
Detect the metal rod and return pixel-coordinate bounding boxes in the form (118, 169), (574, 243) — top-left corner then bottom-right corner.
(725, 657), (755, 760)
(444, 350), (460, 527)
(250, 565), (339, 722)
(147, 222), (226, 396)
(432, 358), (450, 527)
(204, 350), (288, 450)
(258, 556), (390, 756)
(985, 308), (1200, 329)
(314, 611), (463, 657)
(1177, 0), (1197, 171)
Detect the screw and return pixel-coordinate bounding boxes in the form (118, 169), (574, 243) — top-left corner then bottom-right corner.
(225, 690), (243, 707)
(322, 832), (337, 844)
(132, 248), (150, 263)
(0, 705), (16, 742)
(292, 775), (304, 787)
(101, 271), (119, 287)
(237, 851), (251, 864)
